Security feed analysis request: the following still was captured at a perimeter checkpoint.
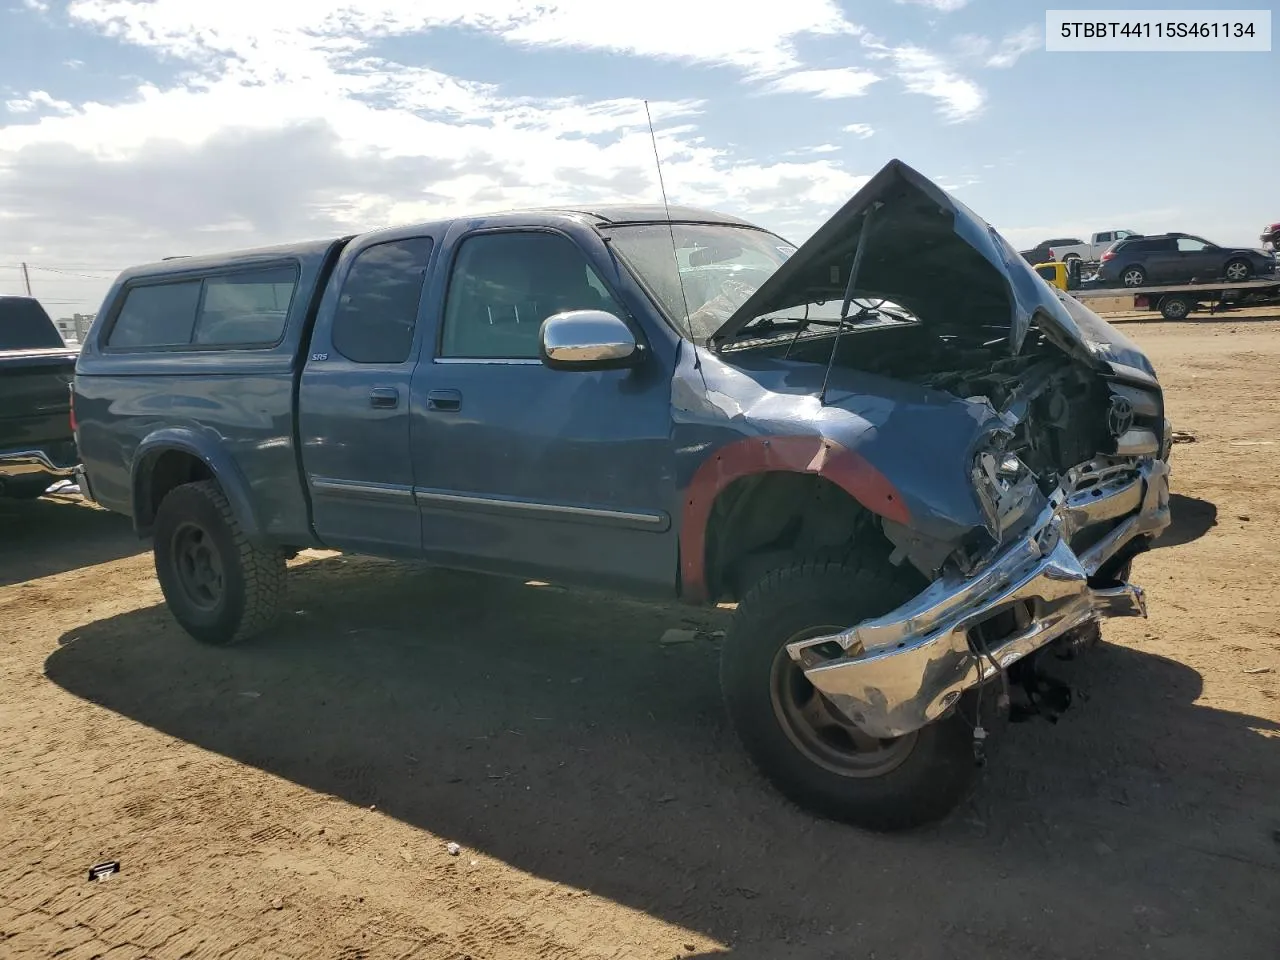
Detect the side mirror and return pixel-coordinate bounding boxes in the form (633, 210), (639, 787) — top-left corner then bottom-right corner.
(538, 310), (640, 371)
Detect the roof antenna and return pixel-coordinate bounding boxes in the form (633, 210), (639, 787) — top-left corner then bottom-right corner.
(644, 100), (698, 354)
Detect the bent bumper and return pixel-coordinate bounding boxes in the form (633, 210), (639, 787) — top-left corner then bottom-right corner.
(0, 448), (78, 482)
(787, 457), (1170, 739)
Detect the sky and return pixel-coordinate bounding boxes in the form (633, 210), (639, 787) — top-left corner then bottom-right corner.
(0, 0), (1276, 320)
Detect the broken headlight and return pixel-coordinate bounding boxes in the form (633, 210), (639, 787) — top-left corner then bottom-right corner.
(971, 437), (1040, 541)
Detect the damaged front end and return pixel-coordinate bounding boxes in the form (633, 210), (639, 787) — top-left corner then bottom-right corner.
(705, 159), (1174, 741)
(787, 454), (1168, 739)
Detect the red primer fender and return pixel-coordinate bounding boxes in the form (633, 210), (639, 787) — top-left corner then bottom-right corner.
(679, 435), (910, 601)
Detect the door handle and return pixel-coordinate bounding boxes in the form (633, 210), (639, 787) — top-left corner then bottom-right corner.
(369, 387), (399, 409)
(426, 389), (462, 412)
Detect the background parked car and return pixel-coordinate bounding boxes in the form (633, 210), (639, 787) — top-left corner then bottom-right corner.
(1048, 229), (1142, 264)
(1262, 220), (1280, 251)
(1019, 237), (1082, 265)
(1095, 233), (1278, 287)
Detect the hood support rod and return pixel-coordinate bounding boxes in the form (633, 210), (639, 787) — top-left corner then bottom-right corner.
(819, 202), (880, 406)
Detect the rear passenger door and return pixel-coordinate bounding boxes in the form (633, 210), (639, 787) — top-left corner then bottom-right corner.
(1137, 238), (1179, 281)
(299, 235), (437, 556)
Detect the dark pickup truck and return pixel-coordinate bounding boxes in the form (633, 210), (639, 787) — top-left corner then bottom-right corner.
(1, 296), (79, 499)
(73, 160), (1172, 830)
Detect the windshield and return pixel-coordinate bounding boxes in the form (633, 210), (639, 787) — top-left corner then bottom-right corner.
(601, 223), (797, 341)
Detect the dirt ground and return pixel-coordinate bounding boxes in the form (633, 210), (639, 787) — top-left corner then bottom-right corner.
(2, 314), (1278, 960)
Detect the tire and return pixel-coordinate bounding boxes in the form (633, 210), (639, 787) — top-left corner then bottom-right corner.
(720, 558), (977, 831)
(152, 480), (285, 645)
(1121, 265), (1146, 287)
(1062, 253), (1082, 264)
(1223, 258), (1252, 282)
(1159, 295), (1192, 321)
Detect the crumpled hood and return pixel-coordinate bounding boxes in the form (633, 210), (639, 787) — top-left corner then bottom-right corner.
(708, 158), (1155, 378)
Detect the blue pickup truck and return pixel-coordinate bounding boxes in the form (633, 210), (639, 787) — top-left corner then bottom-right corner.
(73, 160), (1172, 830)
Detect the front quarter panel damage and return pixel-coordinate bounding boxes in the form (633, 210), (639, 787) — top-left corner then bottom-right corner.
(673, 344), (1003, 599)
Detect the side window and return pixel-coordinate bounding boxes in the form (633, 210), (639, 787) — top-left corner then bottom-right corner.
(1097, 232), (1112, 243)
(194, 265), (298, 345)
(1176, 237), (1208, 253)
(107, 281), (202, 348)
(440, 232), (624, 360)
(331, 237), (434, 364)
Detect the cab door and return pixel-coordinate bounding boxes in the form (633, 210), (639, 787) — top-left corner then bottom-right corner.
(299, 233), (438, 556)
(409, 225), (679, 593)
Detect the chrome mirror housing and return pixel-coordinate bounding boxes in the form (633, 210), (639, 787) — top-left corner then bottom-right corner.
(538, 310), (640, 370)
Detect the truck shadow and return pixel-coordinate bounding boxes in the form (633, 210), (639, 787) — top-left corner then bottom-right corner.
(1151, 493), (1217, 550)
(44, 556), (1280, 958)
(0, 493), (142, 587)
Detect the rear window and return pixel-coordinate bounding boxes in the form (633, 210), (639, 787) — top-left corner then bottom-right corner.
(107, 281), (202, 348)
(107, 263), (299, 349)
(0, 297), (65, 350)
(195, 266), (296, 345)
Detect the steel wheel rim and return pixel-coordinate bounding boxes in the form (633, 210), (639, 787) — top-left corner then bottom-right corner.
(770, 626), (918, 778)
(1225, 262), (1248, 281)
(1123, 269), (1144, 287)
(172, 521), (225, 611)
(1166, 300), (1188, 319)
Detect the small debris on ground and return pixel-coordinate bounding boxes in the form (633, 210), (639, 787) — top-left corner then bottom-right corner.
(399, 848), (414, 864)
(271, 898), (284, 910)
(87, 861), (120, 882)
(1243, 666), (1272, 675)
(1237, 515), (1251, 522)
(659, 628), (697, 646)
(1172, 431), (1197, 443)
(446, 842), (461, 856)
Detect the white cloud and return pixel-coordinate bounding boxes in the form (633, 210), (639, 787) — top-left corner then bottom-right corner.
(4, 91), (76, 115)
(863, 40), (984, 121)
(954, 27), (1041, 68)
(896, 0), (969, 12)
(985, 27), (1040, 68)
(67, 0), (860, 77)
(843, 123), (875, 139)
(765, 68), (880, 99)
(1, 0), (916, 306)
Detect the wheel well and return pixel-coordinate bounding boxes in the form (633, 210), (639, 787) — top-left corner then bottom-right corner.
(703, 472), (893, 602)
(136, 449), (214, 531)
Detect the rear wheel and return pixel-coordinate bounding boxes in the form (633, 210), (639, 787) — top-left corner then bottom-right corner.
(720, 559), (977, 831)
(1223, 258), (1252, 282)
(153, 480), (285, 645)
(1121, 265), (1147, 287)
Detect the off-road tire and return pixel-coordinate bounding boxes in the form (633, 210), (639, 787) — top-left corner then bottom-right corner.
(721, 558), (977, 831)
(153, 480), (285, 645)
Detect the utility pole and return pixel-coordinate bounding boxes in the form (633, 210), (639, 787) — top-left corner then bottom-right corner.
(20, 262), (32, 296)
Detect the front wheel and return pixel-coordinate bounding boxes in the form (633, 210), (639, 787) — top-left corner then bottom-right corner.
(720, 559), (977, 831)
(1223, 258), (1252, 282)
(153, 480), (286, 645)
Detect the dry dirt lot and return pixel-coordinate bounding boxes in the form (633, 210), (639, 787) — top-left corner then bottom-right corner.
(2, 315), (1278, 960)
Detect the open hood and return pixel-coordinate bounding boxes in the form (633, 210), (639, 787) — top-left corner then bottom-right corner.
(709, 159), (1098, 361)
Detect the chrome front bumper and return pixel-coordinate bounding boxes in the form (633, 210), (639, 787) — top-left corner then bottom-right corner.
(787, 457), (1171, 739)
